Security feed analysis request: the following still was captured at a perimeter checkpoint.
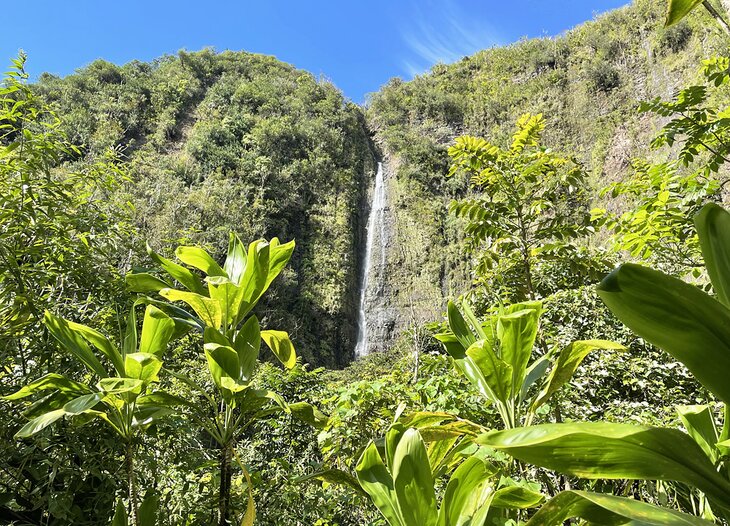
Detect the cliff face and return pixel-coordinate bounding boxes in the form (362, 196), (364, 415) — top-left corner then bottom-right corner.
(366, 0), (730, 347)
(36, 49), (377, 367)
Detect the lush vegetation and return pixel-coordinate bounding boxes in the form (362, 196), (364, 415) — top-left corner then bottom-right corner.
(3, 0), (730, 524)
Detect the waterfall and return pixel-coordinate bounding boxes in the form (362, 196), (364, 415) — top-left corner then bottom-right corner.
(355, 161), (386, 356)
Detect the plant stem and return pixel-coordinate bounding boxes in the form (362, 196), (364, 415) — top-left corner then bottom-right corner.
(125, 441), (139, 526)
(218, 441), (233, 526)
(703, 0), (730, 34)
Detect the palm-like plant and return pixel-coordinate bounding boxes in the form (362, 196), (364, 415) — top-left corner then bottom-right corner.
(5, 305), (177, 525)
(479, 203), (730, 524)
(127, 234), (325, 525)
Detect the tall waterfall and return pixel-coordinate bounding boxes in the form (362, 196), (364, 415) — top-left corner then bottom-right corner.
(355, 162), (386, 356)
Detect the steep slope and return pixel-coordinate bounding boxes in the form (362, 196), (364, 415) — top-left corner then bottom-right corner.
(35, 50), (377, 367)
(366, 0), (730, 348)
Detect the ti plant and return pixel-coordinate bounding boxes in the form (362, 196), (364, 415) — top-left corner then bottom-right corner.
(434, 300), (623, 431)
(480, 203), (730, 525)
(4, 304), (177, 526)
(126, 234), (325, 526)
(664, 0), (730, 33)
(354, 425), (544, 526)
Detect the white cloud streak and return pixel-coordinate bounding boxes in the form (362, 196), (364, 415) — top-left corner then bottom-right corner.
(401, 0), (504, 77)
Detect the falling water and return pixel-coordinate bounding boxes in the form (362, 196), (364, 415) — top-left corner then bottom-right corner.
(355, 162), (386, 356)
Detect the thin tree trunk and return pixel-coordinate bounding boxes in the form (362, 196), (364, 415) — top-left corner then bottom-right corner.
(125, 442), (139, 526)
(703, 0), (730, 34)
(218, 442), (233, 526)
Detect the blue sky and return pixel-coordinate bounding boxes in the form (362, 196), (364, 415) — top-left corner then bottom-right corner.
(3, 1), (629, 103)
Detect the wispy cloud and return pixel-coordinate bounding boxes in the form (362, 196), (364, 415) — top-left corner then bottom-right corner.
(401, 0), (504, 77)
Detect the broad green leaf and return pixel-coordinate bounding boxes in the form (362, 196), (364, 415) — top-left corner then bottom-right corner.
(204, 343), (240, 389)
(466, 340), (512, 404)
(112, 499), (128, 526)
(677, 405), (719, 463)
(532, 340), (625, 410)
(525, 490), (714, 525)
(234, 316), (260, 380)
(519, 354), (550, 404)
(265, 238), (295, 290)
(438, 456), (495, 526)
(597, 263), (730, 405)
(288, 401), (328, 429)
(139, 305), (175, 356)
(15, 408), (66, 438)
(159, 288), (222, 330)
(138, 491), (159, 526)
(356, 441), (405, 526)
(261, 330), (296, 369)
(497, 303), (540, 394)
(15, 393), (103, 438)
(233, 240), (270, 322)
(44, 311), (106, 377)
(386, 425), (406, 470)
(123, 305), (138, 358)
(175, 246), (226, 277)
(147, 243), (205, 295)
(490, 485), (544, 509)
(97, 378), (144, 395)
(125, 272), (172, 293)
(66, 320), (125, 376)
(460, 301), (488, 340)
(4, 373), (90, 400)
(207, 277), (241, 328)
(392, 428), (438, 526)
(479, 422), (730, 509)
(695, 203), (730, 308)
(665, 0), (704, 26)
(224, 232), (247, 285)
(447, 301), (476, 350)
(124, 353), (163, 384)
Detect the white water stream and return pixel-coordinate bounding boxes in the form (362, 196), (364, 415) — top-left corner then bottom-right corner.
(354, 162), (386, 356)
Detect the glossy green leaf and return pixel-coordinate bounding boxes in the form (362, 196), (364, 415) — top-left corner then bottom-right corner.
(438, 456), (495, 526)
(447, 301), (476, 350)
(204, 342), (240, 389)
(288, 401), (328, 429)
(665, 0), (704, 26)
(597, 263), (730, 405)
(207, 277), (241, 327)
(466, 340), (512, 404)
(138, 491), (159, 526)
(532, 340), (625, 410)
(15, 393), (103, 438)
(677, 405), (719, 463)
(159, 288), (222, 330)
(124, 353), (163, 384)
(123, 305), (138, 358)
(392, 428), (438, 526)
(139, 305), (175, 356)
(97, 378), (144, 396)
(224, 232), (247, 285)
(234, 315), (260, 380)
(479, 422), (730, 508)
(265, 238), (295, 290)
(497, 303), (540, 394)
(125, 272), (172, 293)
(356, 441), (405, 526)
(695, 203), (730, 308)
(44, 311), (106, 377)
(146, 242), (205, 295)
(525, 490), (714, 525)
(112, 499), (128, 526)
(175, 245), (226, 277)
(261, 330), (296, 369)
(66, 320), (125, 376)
(490, 485), (544, 509)
(4, 373), (91, 400)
